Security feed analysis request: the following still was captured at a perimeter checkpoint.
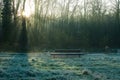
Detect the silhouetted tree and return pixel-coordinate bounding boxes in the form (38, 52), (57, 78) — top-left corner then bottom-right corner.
(18, 17), (28, 52)
(18, 0), (28, 52)
(2, 0), (12, 44)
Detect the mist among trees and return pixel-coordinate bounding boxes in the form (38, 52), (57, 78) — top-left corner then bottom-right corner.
(0, 0), (120, 52)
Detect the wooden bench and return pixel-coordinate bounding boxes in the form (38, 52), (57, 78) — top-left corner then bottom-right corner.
(50, 49), (84, 58)
(54, 49), (82, 52)
(51, 53), (84, 58)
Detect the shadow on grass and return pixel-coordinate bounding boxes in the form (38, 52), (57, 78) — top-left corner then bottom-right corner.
(0, 17), (35, 79)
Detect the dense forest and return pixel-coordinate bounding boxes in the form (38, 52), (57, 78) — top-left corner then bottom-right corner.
(0, 0), (120, 52)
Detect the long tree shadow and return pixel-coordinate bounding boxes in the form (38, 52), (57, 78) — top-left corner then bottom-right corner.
(0, 17), (36, 79)
(0, 53), (37, 79)
(0, 17), (33, 79)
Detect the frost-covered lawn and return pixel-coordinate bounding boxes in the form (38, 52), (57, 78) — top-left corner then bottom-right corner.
(0, 52), (120, 80)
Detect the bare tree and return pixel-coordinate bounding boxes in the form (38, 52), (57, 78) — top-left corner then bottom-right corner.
(113, 0), (120, 26)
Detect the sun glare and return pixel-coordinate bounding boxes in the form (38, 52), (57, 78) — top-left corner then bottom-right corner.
(21, 0), (35, 18)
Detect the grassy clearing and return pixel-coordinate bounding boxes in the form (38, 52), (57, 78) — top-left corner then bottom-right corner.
(0, 52), (120, 80)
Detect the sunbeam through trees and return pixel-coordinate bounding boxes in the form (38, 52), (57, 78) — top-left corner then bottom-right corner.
(0, 0), (120, 80)
(0, 0), (120, 51)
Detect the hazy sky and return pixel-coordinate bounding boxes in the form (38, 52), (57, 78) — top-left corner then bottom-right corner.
(0, 0), (115, 17)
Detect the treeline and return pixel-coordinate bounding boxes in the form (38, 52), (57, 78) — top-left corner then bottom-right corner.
(0, 0), (120, 52)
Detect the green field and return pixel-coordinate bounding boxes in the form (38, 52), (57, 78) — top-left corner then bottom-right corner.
(0, 52), (120, 80)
